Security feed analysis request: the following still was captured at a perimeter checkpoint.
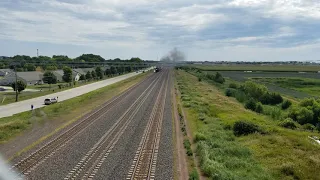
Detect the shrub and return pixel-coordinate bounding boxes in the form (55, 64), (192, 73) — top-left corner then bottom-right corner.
(225, 88), (237, 97)
(289, 107), (314, 125)
(302, 123), (316, 131)
(279, 118), (297, 129)
(245, 98), (256, 111)
(260, 92), (283, 105)
(198, 77), (202, 82)
(214, 72), (225, 84)
(194, 132), (206, 142)
(243, 81), (268, 100)
(281, 100), (292, 110)
(229, 83), (238, 89)
(183, 139), (193, 156)
(300, 98), (316, 107)
(235, 90), (247, 103)
(255, 102), (264, 113)
(233, 121), (262, 136)
(189, 168), (199, 180)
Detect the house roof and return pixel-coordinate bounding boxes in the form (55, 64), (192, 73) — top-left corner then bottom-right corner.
(17, 71), (43, 82)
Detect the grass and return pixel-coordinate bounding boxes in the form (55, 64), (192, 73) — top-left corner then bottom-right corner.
(192, 64), (320, 72)
(0, 72), (149, 144)
(175, 70), (320, 180)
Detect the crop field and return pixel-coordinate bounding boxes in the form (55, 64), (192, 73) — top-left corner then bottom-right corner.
(175, 70), (320, 180)
(193, 64), (320, 72)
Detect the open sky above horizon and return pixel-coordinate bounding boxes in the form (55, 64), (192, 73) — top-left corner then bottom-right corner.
(0, 0), (320, 61)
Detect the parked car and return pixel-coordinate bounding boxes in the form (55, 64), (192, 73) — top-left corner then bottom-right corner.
(44, 98), (58, 105)
(0, 87), (5, 91)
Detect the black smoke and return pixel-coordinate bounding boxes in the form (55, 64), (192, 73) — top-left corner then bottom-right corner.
(160, 48), (185, 62)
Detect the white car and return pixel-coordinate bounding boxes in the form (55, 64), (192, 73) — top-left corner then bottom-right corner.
(44, 98), (58, 105)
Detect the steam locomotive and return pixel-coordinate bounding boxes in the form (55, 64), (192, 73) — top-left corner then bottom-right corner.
(154, 67), (161, 73)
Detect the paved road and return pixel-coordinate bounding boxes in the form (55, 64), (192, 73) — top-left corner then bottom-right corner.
(10, 69), (173, 179)
(0, 71), (149, 118)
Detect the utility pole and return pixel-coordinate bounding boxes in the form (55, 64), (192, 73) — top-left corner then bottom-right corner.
(15, 66), (18, 102)
(37, 49), (39, 57)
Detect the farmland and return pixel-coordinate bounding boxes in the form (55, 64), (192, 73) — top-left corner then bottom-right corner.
(175, 66), (320, 180)
(192, 64), (320, 72)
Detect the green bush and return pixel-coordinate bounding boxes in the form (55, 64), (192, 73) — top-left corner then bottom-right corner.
(255, 102), (264, 113)
(245, 98), (256, 111)
(233, 121), (262, 136)
(194, 132), (207, 142)
(214, 72), (225, 84)
(281, 100), (292, 110)
(260, 92), (283, 105)
(302, 123), (316, 131)
(279, 118), (297, 129)
(289, 107), (314, 125)
(229, 83), (238, 89)
(235, 90), (247, 103)
(184, 139), (193, 156)
(225, 88), (237, 97)
(189, 168), (199, 180)
(198, 77), (202, 82)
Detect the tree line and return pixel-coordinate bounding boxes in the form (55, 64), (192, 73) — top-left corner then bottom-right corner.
(0, 54), (144, 71)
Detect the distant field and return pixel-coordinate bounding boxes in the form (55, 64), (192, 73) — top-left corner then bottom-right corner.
(252, 77), (320, 97)
(193, 64), (320, 72)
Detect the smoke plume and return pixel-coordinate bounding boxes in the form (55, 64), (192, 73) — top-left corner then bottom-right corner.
(160, 48), (185, 62)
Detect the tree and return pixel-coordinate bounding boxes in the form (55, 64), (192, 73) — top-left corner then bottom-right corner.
(79, 74), (86, 81)
(24, 63), (36, 71)
(75, 54), (105, 62)
(43, 71), (57, 91)
(91, 70), (96, 79)
(125, 66), (132, 73)
(110, 66), (117, 75)
(243, 81), (268, 100)
(105, 68), (111, 76)
(95, 67), (103, 79)
(52, 55), (71, 61)
(85, 71), (92, 80)
(11, 80), (26, 93)
(62, 66), (72, 82)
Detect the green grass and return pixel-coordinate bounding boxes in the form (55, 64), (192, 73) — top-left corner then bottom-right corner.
(175, 70), (320, 180)
(0, 72), (149, 144)
(192, 64), (320, 72)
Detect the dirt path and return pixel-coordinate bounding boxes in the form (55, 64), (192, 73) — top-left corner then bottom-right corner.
(172, 78), (188, 180)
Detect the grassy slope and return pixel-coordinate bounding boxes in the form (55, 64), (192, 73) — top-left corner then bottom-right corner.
(175, 70), (320, 180)
(192, 64), (320, 72)
(0, 72), (149, 144)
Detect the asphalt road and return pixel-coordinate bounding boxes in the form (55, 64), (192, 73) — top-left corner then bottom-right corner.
(10, 69), (173, 179)
(0, 70), (150, 118)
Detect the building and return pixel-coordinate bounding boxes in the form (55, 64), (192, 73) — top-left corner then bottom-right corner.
(53, 69), (81, 82)
(0, 71), (43, 86)
(0, 69), (13, 76)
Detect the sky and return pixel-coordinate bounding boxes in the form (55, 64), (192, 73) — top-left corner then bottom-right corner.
(0, 0), (320, 61)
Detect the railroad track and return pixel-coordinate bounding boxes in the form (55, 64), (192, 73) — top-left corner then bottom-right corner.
(127, 70), (169, 180)
(11, 73), (156, 177)
(64, 72), (165, 180)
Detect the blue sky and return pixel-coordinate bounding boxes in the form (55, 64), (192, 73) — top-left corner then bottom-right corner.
(0, 0), (320, 61)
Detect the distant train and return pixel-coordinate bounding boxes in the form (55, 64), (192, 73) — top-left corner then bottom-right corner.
(154, 67), (161, 73)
